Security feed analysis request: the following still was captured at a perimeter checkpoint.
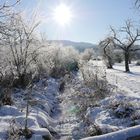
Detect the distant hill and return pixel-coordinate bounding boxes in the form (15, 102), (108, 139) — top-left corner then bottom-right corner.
(48, 40), (97, 52)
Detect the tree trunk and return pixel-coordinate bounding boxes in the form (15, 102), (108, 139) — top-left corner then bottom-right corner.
(108, 56), (113, 69)
(129, 59), (131, 64)
(124, 51), (130, 72)
(129, 56), (131, 64)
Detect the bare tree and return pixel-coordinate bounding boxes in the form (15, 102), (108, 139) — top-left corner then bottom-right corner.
(0, 0), (20, 19)
(99, 37), (114, 69)
(111, 20), (140, 72)
(0, 0), (20, 10)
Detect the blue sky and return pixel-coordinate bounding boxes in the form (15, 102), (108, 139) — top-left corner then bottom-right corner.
(18, 0), (139, 44)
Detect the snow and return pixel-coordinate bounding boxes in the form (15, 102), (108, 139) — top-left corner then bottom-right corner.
(52, 76), (80, 140)
(85, 94), (140, 131)
(0, 61), (140, 140)
(107, 63), (140, 98)
(79, 61), (140, 140)
(81, 125), (140, 140)
(30, 128), (52, 140)
(0, 106), (23, 116)
(0, 78), (59, 139)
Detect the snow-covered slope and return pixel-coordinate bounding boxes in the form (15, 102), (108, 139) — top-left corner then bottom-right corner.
(0, 78), (60, 140)
(0, 61), (140, 140)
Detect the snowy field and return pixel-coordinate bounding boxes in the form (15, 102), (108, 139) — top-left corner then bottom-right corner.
(107, 63), (140, 98)
(0, 61), (140, 140)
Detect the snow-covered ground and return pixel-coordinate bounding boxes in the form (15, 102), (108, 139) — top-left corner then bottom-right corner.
(0, 61), (140, 140)
(54, 62), (140, 140)
(0, 78), (60, 140)
(88, 60), (140, 98)
(53, 84), (80, 140)
(107, 63), (140, 98)
(81, 125), (140, 140)
(79, 61), (140, 140)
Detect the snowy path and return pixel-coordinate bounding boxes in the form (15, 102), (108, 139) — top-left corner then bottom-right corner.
(52, 84), (79, 140)
(53, 100), (78, 140)
(106, 64), (140, 98)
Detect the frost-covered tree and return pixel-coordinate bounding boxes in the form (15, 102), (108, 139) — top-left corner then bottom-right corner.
(0, 0), (21, 87)
(99, 37), (114, 69)
(0, 0), (20, 17)
(0, 14), (40, 87)
(111, 20), (140, 72)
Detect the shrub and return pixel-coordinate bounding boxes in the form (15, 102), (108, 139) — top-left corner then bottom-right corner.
(0, 88), (13, 106)
(0, 14), (40, 88)
(109, 101), (135, 118)
(73, 65), (113, 121)
(6, 119), (21, 140)
(50, 67), (67, 78)
(0, 74), (14, 88)
(40, 45), (80, 78)
(66, 61), (79, 72)
(19, 128), (33, 139)
(80, 48), (95, 61)
(7, 119), (33, 140)
(88, 124), (102, 136)
(80, 65), (112, 97)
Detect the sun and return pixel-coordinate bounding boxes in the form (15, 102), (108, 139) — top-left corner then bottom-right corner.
(53, 4), (73, 26)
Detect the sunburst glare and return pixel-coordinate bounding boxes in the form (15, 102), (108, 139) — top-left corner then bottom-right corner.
(52, 3), (73, 26)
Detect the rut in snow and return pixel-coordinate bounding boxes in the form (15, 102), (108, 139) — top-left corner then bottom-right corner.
(51, 78), (80, 140)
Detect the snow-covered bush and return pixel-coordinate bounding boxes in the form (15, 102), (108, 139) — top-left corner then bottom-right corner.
(107, 99), (140, 125)
(7, 119), (33, 140)
(0, 14), (40, 88)
(0, 11), (79, 87)
(109, 100), (135, 118)
(80, 63), (112, 99)
(80, 94), (140, 139)
(6, 119), (21, 140)
(38, 43), (80, 78)
(87, 124), (103, 136)
(80, 48), (95, 62)
(70, 64), (113, 122)
(68, 63), (116, 138)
